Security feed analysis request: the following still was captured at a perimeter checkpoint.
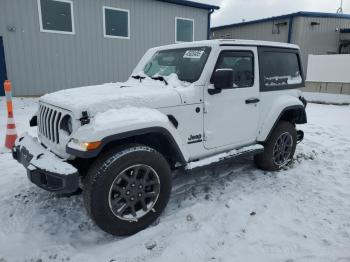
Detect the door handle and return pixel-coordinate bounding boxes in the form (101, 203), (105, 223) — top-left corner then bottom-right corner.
(245, 98), (260, 104)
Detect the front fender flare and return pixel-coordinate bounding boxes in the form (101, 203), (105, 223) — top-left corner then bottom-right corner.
(67, 126), (187, 164)
(66, 107), (188, 162)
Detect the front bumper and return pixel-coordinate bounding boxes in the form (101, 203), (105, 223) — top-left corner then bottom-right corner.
(12, 133), (79, 194)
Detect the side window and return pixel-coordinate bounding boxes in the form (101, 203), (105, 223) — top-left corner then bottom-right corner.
(214, 51), (254, 88)
(260, 50), (303, 89)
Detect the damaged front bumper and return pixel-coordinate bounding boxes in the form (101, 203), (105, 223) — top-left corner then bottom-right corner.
(12, 133), (79, 194)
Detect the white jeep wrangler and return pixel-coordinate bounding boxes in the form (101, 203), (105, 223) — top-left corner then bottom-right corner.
(13, 39), (307, 236)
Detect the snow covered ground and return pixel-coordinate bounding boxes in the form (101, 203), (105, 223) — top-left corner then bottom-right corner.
(0, 97), (350, 262)
(304, 92), (350, 105)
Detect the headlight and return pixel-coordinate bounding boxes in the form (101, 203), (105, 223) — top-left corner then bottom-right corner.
(29, 115), (38, 127)
(60, 115), (73, 135)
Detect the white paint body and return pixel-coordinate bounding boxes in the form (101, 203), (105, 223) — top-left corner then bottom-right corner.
(38, 39), (305, 163)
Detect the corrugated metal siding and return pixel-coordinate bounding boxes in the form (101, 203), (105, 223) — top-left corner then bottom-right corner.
(212, 16), (350, 74)
(212, 19), (289, 43)
(0, 0), (208, 96)
(293, 16), (350, 71)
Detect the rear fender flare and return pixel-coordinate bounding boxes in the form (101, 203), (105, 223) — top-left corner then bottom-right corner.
(257, 102), (306, 142)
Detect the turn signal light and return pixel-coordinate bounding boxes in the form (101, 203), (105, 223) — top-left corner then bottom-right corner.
(83, 141), (102, 151)
(68, 139), (102, 151)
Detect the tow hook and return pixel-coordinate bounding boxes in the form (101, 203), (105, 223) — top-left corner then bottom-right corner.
(80, 111), (90, 125)
(299, 96), (307, 108)
(297, 130), (304, 144)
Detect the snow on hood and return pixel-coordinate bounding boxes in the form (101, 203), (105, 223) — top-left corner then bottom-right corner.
(92, 106), (168, 129)
(40, 79), (184, 118)
(75, 106), (170, 141)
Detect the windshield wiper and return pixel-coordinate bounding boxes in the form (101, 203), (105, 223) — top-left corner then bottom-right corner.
(132, 75), (146, 83)
(151, 76), (168, 85)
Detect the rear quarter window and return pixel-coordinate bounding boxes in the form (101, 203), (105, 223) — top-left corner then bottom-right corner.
(258, 47), (304, 91)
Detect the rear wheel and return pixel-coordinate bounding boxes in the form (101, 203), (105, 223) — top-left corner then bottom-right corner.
(254, 121), (297, 171)
(83, 144), (172, 236)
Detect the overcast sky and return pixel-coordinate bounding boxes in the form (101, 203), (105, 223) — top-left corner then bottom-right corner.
(200, 0), (350, 27)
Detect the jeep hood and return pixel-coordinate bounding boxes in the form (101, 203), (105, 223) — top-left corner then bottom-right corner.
(40, 82), (183, 118)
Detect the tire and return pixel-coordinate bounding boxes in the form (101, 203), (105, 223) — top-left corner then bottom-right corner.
(254, 121), (297, 171)
(83, 144), (172, 236)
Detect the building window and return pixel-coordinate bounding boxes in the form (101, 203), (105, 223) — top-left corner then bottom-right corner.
(37, 0), (75, 34)
(175, 17), (194, 43)
(103, 6), (130, 39)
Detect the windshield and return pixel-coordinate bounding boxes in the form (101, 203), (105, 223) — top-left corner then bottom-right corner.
(143, 47), (211, 83)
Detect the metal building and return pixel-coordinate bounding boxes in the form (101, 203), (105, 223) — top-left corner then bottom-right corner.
(211, 12), (350, 73)
(0, 0), (219, 96)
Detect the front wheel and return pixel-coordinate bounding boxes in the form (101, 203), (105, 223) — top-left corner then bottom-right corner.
(254, 121), (297, 171)
(83, 144), (172, 236)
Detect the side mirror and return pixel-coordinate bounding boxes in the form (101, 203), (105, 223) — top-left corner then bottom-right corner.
(209, 69), (234, 95)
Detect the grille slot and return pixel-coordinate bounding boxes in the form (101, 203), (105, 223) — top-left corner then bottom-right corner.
(38, 104), (66, 144)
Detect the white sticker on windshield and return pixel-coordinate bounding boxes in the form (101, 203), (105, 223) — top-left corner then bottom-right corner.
(183, 50), (204, 59)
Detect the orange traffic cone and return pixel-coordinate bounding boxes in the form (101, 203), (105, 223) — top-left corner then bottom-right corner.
(4, 80), (17, 149)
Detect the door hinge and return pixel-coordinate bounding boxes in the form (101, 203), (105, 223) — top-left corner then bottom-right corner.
(203, 102), (208, 114)
(203, 131), (209, 141)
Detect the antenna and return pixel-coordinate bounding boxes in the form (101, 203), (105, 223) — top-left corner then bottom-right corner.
(337, 0), (343, 14)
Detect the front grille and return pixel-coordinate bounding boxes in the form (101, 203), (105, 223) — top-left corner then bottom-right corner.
(38, 103), (63, 144)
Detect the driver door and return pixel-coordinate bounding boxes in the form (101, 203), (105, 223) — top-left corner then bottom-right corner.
(203, 47), (260, 149)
